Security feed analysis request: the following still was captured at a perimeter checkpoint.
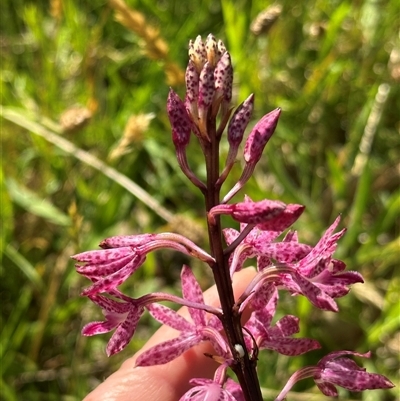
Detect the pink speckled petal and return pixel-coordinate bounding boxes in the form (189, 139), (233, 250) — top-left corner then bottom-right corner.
(82, 320), (118, 336)
(316, 381), (339, 397)
(99, 234), (155, 249)
(106, 306), (144, 356)
(297, 216), (343, 275)
(313, 270), (364, 298)
(251, 283), (277, 315)
(181, 379), (237, 401)
(147, 303), (193, 332)
(318, 350), (370, 368)
(283, 230), (299, 242)
(76, 254), (133, 276)
(81, 257), (144, 296)
(225, 379), (246, 401)
(256, 255), (272, 271)
(271, 315), (300, 337)
(222, 227), (240, 246)
(330, 258), (346, 273)
(245, 315), (266, 340)
(72, 247), (132, 263)
(135, 333), (200, 366)
(255, 242), (312, 263)
(290, 271), (338, 312)
(181, 265), (206, 326)
(319, 366), (394, 393)
(251, 229), (278, 244)
(208, 314), (223, 331)
(87, 294), (131, 313)
(260, 336), (321, 356)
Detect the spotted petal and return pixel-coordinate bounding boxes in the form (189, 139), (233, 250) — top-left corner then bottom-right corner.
(316, 351), (395, 395)
(135, 332), (200, 366)
(181, 265), (206, 326)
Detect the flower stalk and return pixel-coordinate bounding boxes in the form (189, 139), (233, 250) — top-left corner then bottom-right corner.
(198, 111), (263, 399)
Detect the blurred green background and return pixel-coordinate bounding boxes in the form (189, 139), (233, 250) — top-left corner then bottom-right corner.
(1, 0), (399, 400)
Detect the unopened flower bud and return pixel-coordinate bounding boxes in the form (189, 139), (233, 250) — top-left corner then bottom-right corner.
(198, 62), (215, 109)
(244, 108), (281, 164)
(228, 94), (255, 147)
(217, 40), (226, 56)
(231, 198), (286, 224)
(205, 33), (218, 67)
(209, 198), (286, 225)
(258, 204), (305, 231)
(167, 89), (191, 147)
(214, 51), (233, 105)
(185, 60), (199, 120)
(198, 62), (215, 129)
(189, 36), (207, 73)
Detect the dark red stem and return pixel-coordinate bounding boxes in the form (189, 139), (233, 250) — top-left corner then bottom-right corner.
(203, 113), (263, 401)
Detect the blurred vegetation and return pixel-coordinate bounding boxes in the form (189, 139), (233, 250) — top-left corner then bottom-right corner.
(1, 0), (399, 400)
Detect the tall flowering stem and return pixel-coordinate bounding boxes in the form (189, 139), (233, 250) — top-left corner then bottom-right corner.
(72, 34), (393, 401)
(201, 87), (263, 401)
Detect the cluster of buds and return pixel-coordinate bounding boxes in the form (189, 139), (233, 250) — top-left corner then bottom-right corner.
(73, 34), (393, 401)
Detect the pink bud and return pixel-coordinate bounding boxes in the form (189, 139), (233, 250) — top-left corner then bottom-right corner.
(258, 204), (305, 231)
(243, 108), (281, 164)
(214, 51), (233, 104)
(228, 94), (254, 147)
(185, 60), (199, 119)
(167, 89), (191, 147)
(198, 61), (215, 112)
(209, 198), (286, 225)
(231, 199), (286, 224)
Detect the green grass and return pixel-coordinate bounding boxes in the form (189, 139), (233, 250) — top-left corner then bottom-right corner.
(1, 0), (399, 400)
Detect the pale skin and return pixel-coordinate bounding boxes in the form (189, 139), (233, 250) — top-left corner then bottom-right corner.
(83, 268), (256, 401)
